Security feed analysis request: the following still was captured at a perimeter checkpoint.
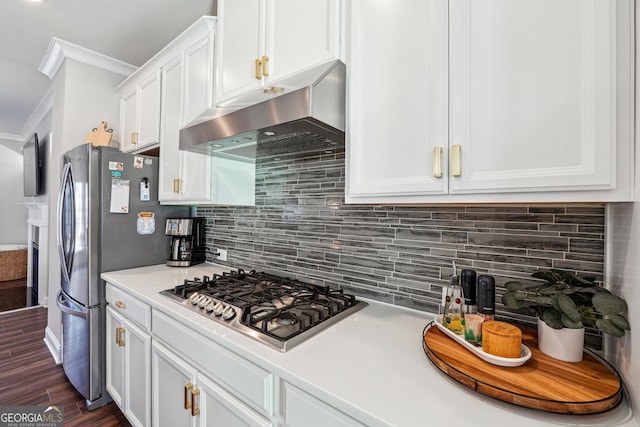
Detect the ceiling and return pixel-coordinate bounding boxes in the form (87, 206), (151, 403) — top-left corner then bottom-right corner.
(0, 0), (216, 151)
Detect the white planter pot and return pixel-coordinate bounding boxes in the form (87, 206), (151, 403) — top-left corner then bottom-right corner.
(537, 318), (584, 362)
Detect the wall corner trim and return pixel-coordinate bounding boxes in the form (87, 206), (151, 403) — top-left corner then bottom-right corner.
(38, 37), (138, 81)
(44, 325), (62, 365)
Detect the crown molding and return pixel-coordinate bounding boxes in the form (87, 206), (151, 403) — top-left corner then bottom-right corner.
(0, 85), (54, 144)
(19, 85), (54, 140)
(0, 131), (21, 142)
(38, 37), (138, 81)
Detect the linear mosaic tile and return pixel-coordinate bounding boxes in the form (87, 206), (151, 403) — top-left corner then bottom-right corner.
(196, 149), (606, 348)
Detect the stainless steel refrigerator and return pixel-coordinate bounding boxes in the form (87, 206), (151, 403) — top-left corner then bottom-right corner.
(56, 143), (188, 409)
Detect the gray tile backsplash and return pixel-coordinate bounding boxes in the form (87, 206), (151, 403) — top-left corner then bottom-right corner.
(196, 149), (605, 346)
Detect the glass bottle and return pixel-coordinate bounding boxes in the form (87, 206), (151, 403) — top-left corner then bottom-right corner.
(443, 261), (465, 335)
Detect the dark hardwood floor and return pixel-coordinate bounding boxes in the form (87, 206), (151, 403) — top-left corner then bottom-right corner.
(0, 278), (27, 312)
(0, 306), (131, 426)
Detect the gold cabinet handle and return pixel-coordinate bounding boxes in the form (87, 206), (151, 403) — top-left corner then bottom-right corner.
(131, 132), (138, 145)
(115, 300), (126, 309)
(191, 388), (201, 416)
(433, 146), (443, 178)
(255, 58), (263, 80)
(261, 55), (269, 77)
(173, 178), (183, 193)
(451, 144), (462, 177)
(116, 327), (125, 347)
(184, 383), (193, 409)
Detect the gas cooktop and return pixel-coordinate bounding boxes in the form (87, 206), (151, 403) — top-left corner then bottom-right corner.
(159, 269), (367, 352)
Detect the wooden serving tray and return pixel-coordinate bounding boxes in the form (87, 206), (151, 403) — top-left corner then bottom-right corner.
(423, 321), (622, 414)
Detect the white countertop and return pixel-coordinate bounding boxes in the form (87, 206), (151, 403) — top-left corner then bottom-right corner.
(102, 263), (636, 427)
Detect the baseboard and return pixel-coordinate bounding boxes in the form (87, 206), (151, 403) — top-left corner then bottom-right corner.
(44, 326), (62, 365)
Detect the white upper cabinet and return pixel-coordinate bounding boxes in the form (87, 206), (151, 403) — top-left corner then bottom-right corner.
(215, 0), (342, 107)
(346, 0), (634, 203)
(118, 71), (161, 153)
(158, 55), (213, 204)
(116, 17), (217, 154)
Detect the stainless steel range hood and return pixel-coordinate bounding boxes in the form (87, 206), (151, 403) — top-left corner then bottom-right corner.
(179, 60), (346, 160)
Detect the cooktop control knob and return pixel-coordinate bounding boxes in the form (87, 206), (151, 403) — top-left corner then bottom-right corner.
(222, 306), (236, 321)
(198, 296), (210, 309)
(205, 300), (216, 313)
(213, 301), (226, 316)
(189, 293), (201, 305)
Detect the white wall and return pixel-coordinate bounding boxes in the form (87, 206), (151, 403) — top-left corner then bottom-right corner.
(45, 59), (124, 354)
(0, 109), (52, 247)
(0, 144), (30, 244)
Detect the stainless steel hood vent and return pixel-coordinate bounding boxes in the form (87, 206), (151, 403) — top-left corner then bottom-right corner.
(179, 60), (345, 160)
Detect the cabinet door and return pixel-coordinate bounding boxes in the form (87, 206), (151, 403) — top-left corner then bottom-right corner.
(124, 319), (151, 427)
(215, 0), (263, 106)
(152, 341), (198, 427)
(195, 374), (272, 427)
(106, 306), (125, 408)
(120, 89), (138, 152)
(179, 152), (212, 202)
(448, 0), (630, 194)
(216, 0), (341, 107)
(183, 33), (215, 126)
(159, 56), (213, 203)
(137, 71), (161, 149)
(346, 0), (449, 197)
(266, 0), (340, 82)
(159, 57), (183, 202)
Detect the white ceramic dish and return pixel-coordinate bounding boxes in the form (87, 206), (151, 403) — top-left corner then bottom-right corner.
(432, 315), (531, 367)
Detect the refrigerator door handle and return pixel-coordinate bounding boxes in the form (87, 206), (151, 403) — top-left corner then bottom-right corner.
(57, 162), (73, 283)
(56, 291), (88, 319)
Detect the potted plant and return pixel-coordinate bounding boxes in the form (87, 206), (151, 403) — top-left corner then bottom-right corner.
(502, 269), (630, 362)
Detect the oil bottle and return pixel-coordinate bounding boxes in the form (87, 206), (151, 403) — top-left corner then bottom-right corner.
(443, 261), (465, 335)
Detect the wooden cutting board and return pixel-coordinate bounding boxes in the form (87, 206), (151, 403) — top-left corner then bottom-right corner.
(423, 322), (622, 414)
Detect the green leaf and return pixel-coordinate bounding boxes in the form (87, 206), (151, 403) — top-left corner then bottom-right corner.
(610, 314), (631, 330)
(577, 287), (599, 294)
(532, 271), (555, 282)
(592, 293), (628, 315)
(561, 314), (583, 329)
(556, 292), (581, 322)
(534, 296), (554, 306)
(596, 319), (625, 337)
(542, 308), (564, 329)
(571, 274), (597, 285)
(505, 281), (524, 292)
(501, 292), (523, 310)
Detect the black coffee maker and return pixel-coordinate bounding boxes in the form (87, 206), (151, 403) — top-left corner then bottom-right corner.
(165, 218), (206, 267)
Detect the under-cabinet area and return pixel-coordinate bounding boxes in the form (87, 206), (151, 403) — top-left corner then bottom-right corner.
(101, 264), (636, 427)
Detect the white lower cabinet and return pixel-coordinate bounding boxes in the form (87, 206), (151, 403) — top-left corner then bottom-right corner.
(152, 310), (274, 426)
(152, 341), (272, 427)
(105, 305), (151, 427)
(105, 282), (373, 426)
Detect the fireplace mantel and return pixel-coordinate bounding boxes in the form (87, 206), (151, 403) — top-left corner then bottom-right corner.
(18, 202), (49, 306)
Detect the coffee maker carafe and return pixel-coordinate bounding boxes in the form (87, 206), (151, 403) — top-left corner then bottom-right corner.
(165, 218), (206, 267)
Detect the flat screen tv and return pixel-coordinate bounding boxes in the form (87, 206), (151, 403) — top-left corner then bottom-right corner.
(23, 133), (43, 197)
